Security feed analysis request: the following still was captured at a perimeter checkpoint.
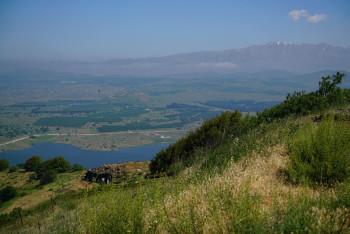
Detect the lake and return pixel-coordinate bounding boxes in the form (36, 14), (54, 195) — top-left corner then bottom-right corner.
(0, 143), (168, 168)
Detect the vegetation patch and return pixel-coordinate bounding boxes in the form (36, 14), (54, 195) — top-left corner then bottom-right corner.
(151, 73), (350, 176)
(0, 186), (17, 203)
(287, 118), (350, 186)
(0, 160), (9, 172)
(258, 72), (350, 121)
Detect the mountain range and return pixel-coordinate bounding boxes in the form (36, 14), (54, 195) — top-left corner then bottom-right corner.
(1, 42), (350, 76)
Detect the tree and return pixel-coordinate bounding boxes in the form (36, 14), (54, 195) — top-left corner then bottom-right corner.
(318, 72), (344, 97)
(24, 156), (42, 172)
(0, 160), (9, 172)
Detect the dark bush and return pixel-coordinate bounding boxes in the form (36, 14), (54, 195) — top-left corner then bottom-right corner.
(0, 207), (22, 225)
(39, 170), (57, 185)
(36, 156), (70, 178)
(8, 166), (18, 173)
(0, 186), (17, 202)
(24, 156), (42, 171)
(29, 173), (37, 181)
(150, 111), (255, 174)
(16, 163), (24, 169)
(33, 157), (70, 184)
(71, 163), (84, 171)
(0, 159), (9, 172)
(288, 118), (350, 186)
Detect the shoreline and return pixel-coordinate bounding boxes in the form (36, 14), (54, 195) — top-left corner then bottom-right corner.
(0, 129), (184, 152)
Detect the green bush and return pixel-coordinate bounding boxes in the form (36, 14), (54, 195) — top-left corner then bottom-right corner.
(258, 72), (348, 121)
(288, 118), (350, 185)
(24, 156), (42, 171)
(39, 170), (57, 185)
(0, 186), (17, 202)
(333, 179), (350, 208)
(150, 111), (255, 174)
(0, 159), (9, 172)
(35, 157), (70, 183)
(36, 156), (70, 177)
(71, 163), (84, 171)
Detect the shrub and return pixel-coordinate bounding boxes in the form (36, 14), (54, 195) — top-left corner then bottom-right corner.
(8, 166), (18, 173)
(288, 118), (350, 185)
(71, 163), (84, 171)
(24, 156), (42, 171)
(0, 159), (9, 172)
(36, 156), (71, 179)
(39, 170), (57, 185)
(0, 186), (17, 202)
(0, 207), (22, 226)
(258, 72), (348, 121)
(150, 111), (254, 174)
(44, 157), (71, 173)
(29, 173), (37, 181)
(16, 163), (24, 169)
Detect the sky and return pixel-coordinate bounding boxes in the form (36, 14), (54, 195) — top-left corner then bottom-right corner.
(0, 0), (349, 60)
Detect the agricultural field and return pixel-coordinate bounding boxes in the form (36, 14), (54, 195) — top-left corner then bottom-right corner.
(0, 98), (221, 151)
(0, 73), (303, 151)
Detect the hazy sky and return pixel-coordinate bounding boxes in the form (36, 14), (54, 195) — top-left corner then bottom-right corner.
(0, 0), (349, 60)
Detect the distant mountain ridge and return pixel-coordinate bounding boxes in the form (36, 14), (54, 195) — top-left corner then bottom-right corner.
(1, 42), (350, 76)
(98, 42), (350, 75)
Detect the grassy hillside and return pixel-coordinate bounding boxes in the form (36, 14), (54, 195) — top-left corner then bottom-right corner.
(1, 73), (350, 233)
(0, 170), (90, 214)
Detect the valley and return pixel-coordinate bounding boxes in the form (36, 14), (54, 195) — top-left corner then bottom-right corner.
(0, 72), (302, 153)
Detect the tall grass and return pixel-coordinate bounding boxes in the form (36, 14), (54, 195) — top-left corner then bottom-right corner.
(2, 111), (350, 233)
(288, 118), (350, 186)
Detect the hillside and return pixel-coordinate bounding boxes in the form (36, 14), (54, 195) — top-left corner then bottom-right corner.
(1, 73), (350, 233)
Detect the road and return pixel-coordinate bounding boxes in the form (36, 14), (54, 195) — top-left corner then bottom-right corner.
(0, 129), (187, 147)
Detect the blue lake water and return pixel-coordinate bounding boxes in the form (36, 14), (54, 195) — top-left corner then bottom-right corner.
(0, 143), (168, 168)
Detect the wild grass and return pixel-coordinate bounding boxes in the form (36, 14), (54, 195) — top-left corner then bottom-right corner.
(1, 107), (350, 233)
(288, 117), (350, 186)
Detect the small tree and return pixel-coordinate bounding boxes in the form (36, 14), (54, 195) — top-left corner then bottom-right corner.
(318, 72), (344, 97)
(24, 156), (42, 172)
(318, 72), (345, 105)
(0, 160), (9, 172)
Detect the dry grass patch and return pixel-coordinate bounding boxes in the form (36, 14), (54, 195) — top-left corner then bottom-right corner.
(1, 171), (91, 213)
(146, 145), (320, 233)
